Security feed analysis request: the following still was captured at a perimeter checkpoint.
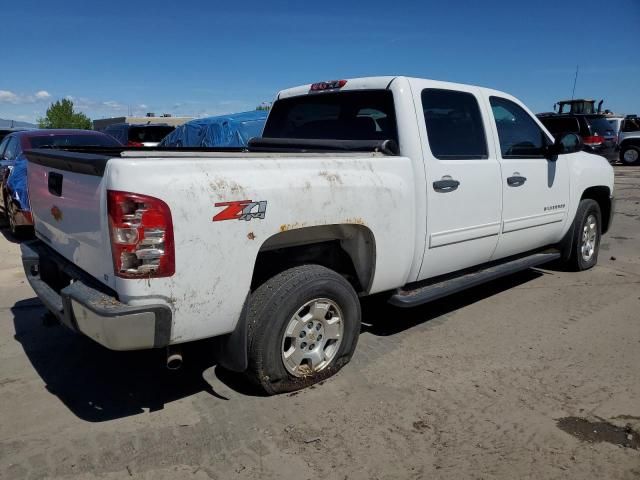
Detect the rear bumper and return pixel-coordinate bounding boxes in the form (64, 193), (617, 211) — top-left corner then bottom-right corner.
(21, 240), (172, 351)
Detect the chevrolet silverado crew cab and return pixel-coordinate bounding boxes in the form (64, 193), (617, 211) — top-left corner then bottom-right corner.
(22, 76), (614, 394)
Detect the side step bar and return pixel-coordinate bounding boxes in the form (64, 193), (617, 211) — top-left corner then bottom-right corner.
(389, 252), (561, 308)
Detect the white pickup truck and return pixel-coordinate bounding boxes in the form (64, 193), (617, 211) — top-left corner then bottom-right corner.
(22, 76), (614, 394)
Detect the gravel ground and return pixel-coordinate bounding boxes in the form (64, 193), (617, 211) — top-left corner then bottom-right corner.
(0, 167), (639, 480)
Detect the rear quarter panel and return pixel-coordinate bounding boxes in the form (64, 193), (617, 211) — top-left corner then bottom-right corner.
(107, 154), (416, 343)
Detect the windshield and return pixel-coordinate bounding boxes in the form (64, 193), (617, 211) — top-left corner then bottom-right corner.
(587, 118), (616, 137)
(263, 90), (398, 143)
(28, 134), (121, 148)
(128, 126), (175, 143)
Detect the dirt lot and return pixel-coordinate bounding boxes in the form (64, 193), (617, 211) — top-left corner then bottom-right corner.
(1, 167), (639, 480)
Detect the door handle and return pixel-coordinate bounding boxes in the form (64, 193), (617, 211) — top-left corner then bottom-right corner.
(433, 179), (460, 192)
(507, 175), (527, 187)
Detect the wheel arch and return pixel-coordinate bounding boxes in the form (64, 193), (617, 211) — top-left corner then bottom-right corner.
(250, 224), (377, 294)
(580, 185), (612, 234)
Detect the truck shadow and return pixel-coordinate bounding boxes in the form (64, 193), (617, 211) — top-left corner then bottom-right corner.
(11, 300), (225, 422)
(360, 269), (543, 336)
(0, 225), (23, 244)
(11, 269), (544, 422)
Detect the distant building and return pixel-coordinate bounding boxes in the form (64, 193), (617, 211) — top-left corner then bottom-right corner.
(93, 114), (194, 131)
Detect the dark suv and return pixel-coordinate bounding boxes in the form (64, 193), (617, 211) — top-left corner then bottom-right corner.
(102, 123), (175, 147)
(537, 114), (617, 161)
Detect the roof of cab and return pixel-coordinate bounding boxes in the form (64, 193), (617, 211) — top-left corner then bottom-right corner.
(276, 75), (517, 103)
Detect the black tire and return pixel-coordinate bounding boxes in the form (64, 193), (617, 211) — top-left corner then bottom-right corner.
(567, 199), (602, 271)
(620, 145), (640, 166)
(5, 195), (31, 239)
(245, 265), (360, 395)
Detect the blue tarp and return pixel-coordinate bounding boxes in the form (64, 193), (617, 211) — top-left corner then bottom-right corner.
(159, 110), (268, 148)
(6, 154), (29, 211)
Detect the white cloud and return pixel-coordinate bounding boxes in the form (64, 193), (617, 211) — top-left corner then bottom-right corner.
(0, 89), (53, 104)
(0, 90), (19, 103)
(102, 100), (126, 111)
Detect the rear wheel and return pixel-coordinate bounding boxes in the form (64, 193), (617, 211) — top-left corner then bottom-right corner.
(620, 145), (640, 165)
(567, 199), (602, 271)
(245, 265), (360, 395)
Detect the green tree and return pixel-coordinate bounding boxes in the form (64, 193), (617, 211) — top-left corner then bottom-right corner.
(256, 102), (272, 111)
(37, 99), (92, 129)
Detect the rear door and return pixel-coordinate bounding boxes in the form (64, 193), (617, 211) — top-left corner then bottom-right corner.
(414, 83), (503, 279)
(486, 95), (570, 259)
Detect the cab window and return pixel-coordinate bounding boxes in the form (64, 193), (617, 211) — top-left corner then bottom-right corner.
(490, 97), (550, 158)
(421, 89), (488, 160)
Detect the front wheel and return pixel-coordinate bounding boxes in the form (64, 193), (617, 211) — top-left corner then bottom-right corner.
(620, 146), (640, 165)
(245, 265), (361, 395)
(567, 199), (602, 271)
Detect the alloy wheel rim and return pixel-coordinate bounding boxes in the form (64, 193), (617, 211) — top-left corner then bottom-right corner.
(281, 298), (344, 377)
(623, 149), (639, 164)
(580, 214), (597, 262)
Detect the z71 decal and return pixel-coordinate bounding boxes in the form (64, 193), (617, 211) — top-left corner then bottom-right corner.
(213, 200), (267, 222)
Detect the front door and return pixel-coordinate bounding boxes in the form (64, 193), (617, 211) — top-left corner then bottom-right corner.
(416, 85), (503, 280)
(486, 96), (570, 259)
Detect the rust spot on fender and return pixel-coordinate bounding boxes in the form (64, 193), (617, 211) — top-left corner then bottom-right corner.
(50, 206), (63, 222)
(247, 232), (256, 240)
(279, 222), (306, 232)
(345, 217), (366, 225)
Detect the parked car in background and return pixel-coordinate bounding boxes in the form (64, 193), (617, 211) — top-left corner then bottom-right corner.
(102, 123), (175, 147)
(0, 130), (121, 237)
(604, 116), (624, 145)
(537, 113), (617, 162)
(159, 110), (268, 148)
(619, 116), (640, 143)
(619, 136), (640, 165)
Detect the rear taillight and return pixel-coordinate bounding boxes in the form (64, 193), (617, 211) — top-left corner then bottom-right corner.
(127, 140), (144, 147)
(583, 135), (604, 146)
(107, 190), (175, 278)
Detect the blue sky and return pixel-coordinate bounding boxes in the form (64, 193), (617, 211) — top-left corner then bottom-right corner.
(2, 0), (639, 123)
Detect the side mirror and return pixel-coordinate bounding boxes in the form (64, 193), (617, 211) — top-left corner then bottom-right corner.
(546, 133), (583, 159)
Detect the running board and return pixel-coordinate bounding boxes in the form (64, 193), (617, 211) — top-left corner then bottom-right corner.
(389, 252), (561, 308)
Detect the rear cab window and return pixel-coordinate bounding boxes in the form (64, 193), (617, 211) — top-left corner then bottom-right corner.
(263, 90), (398, 143)
(421, 89), (488, 160)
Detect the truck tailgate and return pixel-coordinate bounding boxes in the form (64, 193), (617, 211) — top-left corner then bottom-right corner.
(26, 150), (114, 288)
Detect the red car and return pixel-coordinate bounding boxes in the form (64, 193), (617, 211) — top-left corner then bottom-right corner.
(0, 129), (121, 237)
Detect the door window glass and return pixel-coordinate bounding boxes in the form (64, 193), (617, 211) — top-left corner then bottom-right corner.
(421, 89), (488, 160)
(490, 96), (550, 158)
